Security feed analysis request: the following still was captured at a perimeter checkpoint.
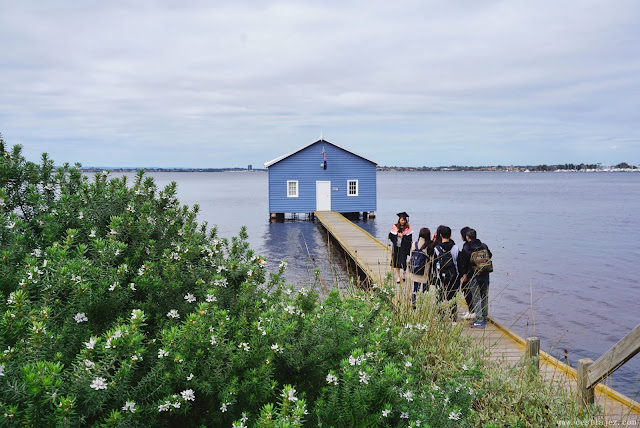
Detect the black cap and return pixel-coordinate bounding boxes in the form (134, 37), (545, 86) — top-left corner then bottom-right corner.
(396, 212), (409, 219)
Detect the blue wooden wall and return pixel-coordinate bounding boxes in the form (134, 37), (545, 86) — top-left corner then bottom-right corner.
(267, 141), (377, 213)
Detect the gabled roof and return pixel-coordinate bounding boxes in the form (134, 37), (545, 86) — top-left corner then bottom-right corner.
(264, 139), (377, 168)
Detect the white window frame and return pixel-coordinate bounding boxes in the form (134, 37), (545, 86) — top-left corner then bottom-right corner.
(347, 179), (359, 196)
(287, 180), (299, 198)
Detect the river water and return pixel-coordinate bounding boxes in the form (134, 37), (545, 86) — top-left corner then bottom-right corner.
(112, 170), (640, 400)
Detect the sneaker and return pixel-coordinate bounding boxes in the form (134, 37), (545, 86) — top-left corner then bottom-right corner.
(462, 311), (476, 320)
(470, 321), (485, 329)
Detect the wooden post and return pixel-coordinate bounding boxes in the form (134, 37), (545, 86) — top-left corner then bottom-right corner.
(525, 337), (540, 372)
(577, 358), (595, 407)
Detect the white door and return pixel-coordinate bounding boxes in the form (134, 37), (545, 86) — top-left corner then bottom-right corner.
(316, 181), (331, 211)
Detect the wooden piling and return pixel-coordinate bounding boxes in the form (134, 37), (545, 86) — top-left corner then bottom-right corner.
(525, 337), (540, 372)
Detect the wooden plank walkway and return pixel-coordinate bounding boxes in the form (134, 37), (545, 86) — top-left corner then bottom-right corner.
(465, 318), (640, 422)
(315, 210), (640, 422)
(314, 210), (393, 285)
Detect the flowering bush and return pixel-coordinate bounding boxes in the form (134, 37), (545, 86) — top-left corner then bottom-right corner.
(0, 141), (480, 427)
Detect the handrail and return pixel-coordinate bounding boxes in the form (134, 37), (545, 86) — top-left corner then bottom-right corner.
(587, 323), (640, 389)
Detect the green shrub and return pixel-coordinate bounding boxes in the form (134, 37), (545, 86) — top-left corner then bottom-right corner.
(0, 139), (601, 427)
(1, 142), (479, 427)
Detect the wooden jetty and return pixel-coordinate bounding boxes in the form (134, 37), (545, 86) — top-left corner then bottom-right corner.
(314, 210), (393, 285)
(315, 210), (640, 422)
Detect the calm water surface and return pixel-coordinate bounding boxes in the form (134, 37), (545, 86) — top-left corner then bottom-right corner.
(115, 170), (640, 399)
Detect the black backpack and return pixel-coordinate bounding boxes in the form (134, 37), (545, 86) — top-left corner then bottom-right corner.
(409, 242), (429, 275)
(434, 245), (457, 280)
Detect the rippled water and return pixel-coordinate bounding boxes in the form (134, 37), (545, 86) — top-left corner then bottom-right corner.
(113, 170), (640, 399)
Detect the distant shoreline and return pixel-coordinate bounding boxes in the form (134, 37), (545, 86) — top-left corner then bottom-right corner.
(79, 166), (639, 173)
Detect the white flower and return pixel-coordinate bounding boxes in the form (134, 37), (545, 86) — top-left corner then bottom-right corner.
(74, 313), (88, 323)
(382, 409), (391, 417)
(241, 412), (248, 423)
(358, 371), (370, 384)
(271, 343), (281, 353)
(462, 364), (468, 371)
(108, 282), (118, 291)
(186, 373), (194, 381)
(184, 293), (196, 303)
(239, 342), (250, 352)
(85, 337), (97, 349)
(6, 222), (16, 229)
(181, 389), (195, 401)
(402, 391), (414, 402)
(90, 377), (107, 390)
(220, 402), (229, 412)
(167, 309), (180, 319)
(158, 401), (171, 412)
(206, 294), (217, 302)
(131, 309), (144, 321)
(283, 387), (298, 402)
(210, 335), (217, 345)
(326, 373), (338, 385)
(279, 260), (287, 269)
(122, 401), (136, 413)
(158, 349), (169, 358)
(444, 396), (450, 404)
(284, 305), (295, 314)
(129, 282), (136, 291)
(405, 361), (412, 368)
(400, 412), (409, 419)
(247, 269), (253, 277)
(89, 230), (96, 238)
(0, 365), (5, 376)
(448, 410), (461, 420)
(109, 229), (117, 235)
(83, 359), (95, 371)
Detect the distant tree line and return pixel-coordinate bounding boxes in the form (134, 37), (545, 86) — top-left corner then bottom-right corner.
(379, 162), (638, 172)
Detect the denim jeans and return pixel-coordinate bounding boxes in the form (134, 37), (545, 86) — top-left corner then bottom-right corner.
(470, 274), (490, 324)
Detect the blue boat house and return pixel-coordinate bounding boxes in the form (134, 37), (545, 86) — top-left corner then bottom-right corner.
(264, 139), (377, 220)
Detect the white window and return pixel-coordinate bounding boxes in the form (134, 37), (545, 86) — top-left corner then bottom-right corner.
(287, 180), (299, 198)
(347, 179), (358, 196)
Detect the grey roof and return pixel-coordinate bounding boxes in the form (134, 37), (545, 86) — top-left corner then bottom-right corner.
(263, 139), (377, 168)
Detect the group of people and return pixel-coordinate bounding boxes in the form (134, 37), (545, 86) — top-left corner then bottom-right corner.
(388, 212), (492, 329)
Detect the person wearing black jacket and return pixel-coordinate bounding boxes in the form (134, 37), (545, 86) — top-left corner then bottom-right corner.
(458, 226), (475, 320)
(389, 212), (413, 283)
(458, 228), (492, 328)
(433, 226), (459, 322)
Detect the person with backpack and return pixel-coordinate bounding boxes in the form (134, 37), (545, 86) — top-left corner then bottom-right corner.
(433, 226), (459, 322)
(458, 226), (476, 320)
(409, 227), (434, 307)
(458, 228), (493, 329)
(388, 212), (413, 283)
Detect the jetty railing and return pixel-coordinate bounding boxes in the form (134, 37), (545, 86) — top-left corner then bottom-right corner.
(577, 323), (640, 407)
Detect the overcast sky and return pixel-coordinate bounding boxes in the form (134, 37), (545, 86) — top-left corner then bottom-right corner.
(1, 1), (639, 167)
